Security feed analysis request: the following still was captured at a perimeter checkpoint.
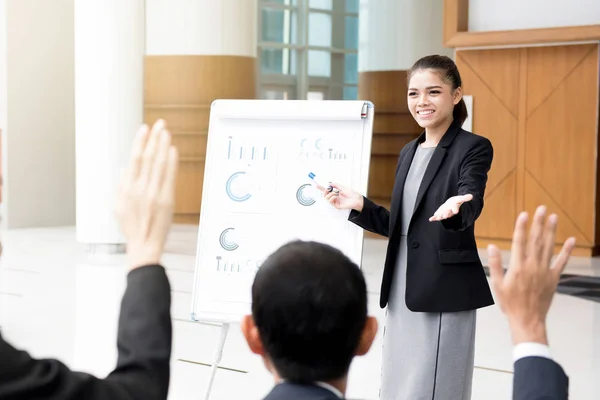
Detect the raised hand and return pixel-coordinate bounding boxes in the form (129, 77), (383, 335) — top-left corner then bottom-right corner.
(487, 205), (576, 345)
(115, 119), (179, 270)
(429, 194), (473, 222)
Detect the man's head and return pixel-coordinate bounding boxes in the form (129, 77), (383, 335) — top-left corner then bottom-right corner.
(242, 240), (377, 384)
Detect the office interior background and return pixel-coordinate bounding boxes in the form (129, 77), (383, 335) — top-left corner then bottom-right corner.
(0, 0), (600, 399)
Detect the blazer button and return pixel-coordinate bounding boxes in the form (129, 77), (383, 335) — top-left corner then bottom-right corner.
(411, 241), (420, 249)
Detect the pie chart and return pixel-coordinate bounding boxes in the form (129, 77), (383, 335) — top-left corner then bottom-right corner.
(225, 171), (252, 202)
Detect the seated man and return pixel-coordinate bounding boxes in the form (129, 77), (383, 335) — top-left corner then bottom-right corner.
(242, 240), (378, 400)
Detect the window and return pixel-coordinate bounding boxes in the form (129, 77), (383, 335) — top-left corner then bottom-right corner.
(343, 86), (358, 100)
(258, 0), (358, 100)
(270, 0), (298, 5)
(260, 48), (297, 75)
(261, 8), (298, 44)
(344, 53), (357, 84)
(308, 12), (332, 47)
(344, 16), (358, 50)
(308, 50), (331, 77)
(345, 0), (359, 13)
(309, 0), (332, 10)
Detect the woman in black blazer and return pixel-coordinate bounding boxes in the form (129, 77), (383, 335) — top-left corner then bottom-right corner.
(323, 55), (493, 399)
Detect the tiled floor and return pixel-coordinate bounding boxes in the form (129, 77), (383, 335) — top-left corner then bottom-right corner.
(1, 225), (599, 399)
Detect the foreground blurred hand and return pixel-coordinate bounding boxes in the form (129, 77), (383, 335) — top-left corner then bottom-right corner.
(116, 119), (179, 270)
(0, 119), (179, 400)
(488, 206), (574, 400)
(487, 205), (576, 345)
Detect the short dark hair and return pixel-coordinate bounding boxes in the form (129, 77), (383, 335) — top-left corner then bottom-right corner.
(408, 54), (469, 126)
(251, 240), (368, 383)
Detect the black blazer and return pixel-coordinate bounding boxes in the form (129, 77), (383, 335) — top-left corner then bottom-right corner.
(263, 382), (341, 400)
(0, 265), (172, 400)
(514, 357), (569, 399)
(350, 120), (494, 312)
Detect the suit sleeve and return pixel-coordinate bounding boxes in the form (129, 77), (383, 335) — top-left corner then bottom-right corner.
(513, 356), (569, 400)
(441, 137), (493, 231)
(347, 148), (407, 238)
(348, 197), (391, 238)
(0, 265), (172, 400)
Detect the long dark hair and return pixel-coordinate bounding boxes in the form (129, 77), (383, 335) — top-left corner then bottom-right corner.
(407, 55), (468, 127)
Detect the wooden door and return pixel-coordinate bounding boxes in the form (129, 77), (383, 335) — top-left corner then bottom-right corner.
(456, 44), (600, 255)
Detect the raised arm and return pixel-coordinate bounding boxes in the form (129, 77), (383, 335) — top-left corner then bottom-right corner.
(0, 265), (172, 400)
(0, 120), (179, 400)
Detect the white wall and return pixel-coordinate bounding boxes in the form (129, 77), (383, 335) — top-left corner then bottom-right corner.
(469, 0), (600, 32)
(2, 0), (75, 228)
(145, 0), (257, 56)
(358, 0), (452, 72)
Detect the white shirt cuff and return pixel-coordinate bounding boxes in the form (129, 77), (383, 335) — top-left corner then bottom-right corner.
(513, 342), (552, 362)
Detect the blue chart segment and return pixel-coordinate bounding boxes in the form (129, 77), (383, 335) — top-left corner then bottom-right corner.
(296, 184), (316, 207)
(219, 228), (239, 251)
(225, 172), (251, 202)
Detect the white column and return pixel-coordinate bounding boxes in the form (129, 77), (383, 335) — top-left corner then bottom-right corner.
(74, 0), (145, 246)
(0, 1), (7, 225)
(358, 0), (453, 72)
(0, 0), (76, 229)
(145, 0), (256, 57)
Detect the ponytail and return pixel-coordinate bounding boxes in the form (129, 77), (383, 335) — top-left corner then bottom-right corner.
(453, 97), (468, 127)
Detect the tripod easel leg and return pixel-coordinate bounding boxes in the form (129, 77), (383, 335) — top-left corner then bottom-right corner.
(204, 322), (230, 400)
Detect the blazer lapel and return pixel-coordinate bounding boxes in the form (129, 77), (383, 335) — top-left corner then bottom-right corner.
(390, 137), (420, 233)
(410, 121), (462, 226)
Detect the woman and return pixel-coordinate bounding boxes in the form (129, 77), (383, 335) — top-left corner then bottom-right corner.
(323, 55), (494, 399)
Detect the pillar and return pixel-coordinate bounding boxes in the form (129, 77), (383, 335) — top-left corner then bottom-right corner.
(358, 0), (452, 220)
(144, 0), (257, 224)
(74, 0), (145, 247)
(0, 0), (75, 229)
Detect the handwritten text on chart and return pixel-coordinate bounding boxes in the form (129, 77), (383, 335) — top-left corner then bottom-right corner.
(214, 256), (263, 274)
(298, 137), (347, 160)
(227, 137), (269, 161)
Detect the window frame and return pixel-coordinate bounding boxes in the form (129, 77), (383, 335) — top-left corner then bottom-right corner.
(257, 0), (359, 100)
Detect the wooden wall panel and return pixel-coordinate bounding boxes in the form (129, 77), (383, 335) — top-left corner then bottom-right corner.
(523, 46), (598, 247)
(144, 55), (256, 224)
(456, 49), (520, 242)
(457, 44), (600, 256)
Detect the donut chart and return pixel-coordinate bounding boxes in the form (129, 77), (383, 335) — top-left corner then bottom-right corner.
(219, 228), (239, 251)
(225, 171), (252, 202)
(296, 184), (316, 206)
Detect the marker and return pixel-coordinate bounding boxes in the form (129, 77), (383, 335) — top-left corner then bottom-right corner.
(308, 172), (339, 193)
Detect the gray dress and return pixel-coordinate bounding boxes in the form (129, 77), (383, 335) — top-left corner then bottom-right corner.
(380, 145), (477, 400)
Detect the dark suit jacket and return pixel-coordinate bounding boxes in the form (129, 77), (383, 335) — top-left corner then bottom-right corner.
(263, 382), (341, 400)
(350, 120), (494, 312)
(514, 356), (569, 399)
(0, 265), (172, 400)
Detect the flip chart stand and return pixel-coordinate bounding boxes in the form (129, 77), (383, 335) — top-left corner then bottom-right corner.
(203, 322), (230, 400)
